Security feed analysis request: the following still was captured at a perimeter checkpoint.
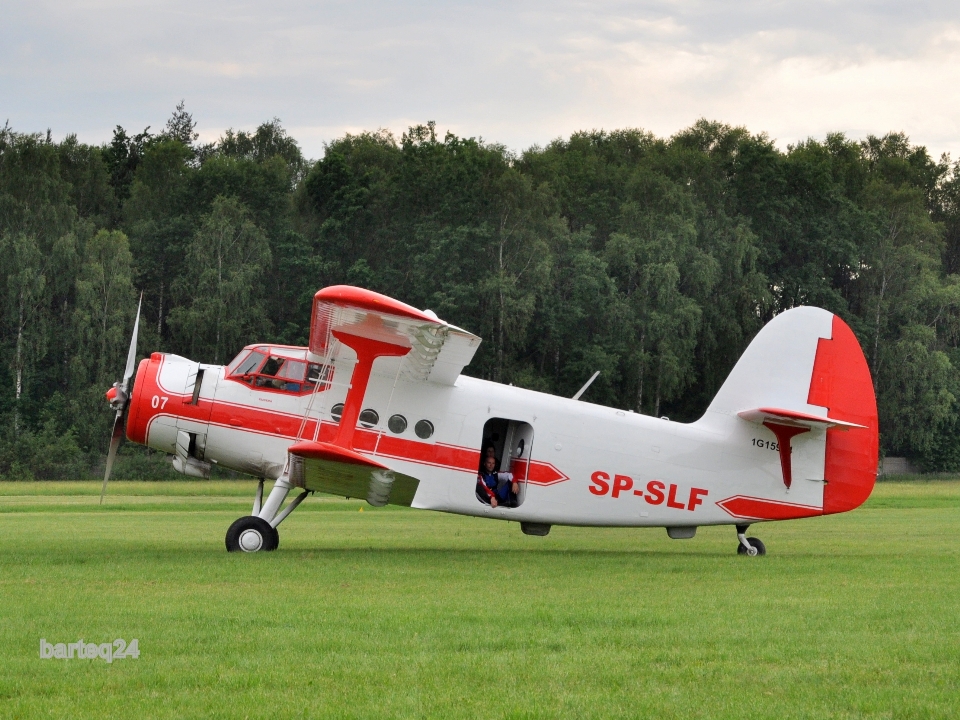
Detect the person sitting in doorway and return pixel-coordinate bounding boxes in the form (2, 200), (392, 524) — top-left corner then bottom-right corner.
(476, 454), (517, 508)
(479, 443), (496, 472)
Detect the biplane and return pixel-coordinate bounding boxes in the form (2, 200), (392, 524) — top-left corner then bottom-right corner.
(103, 285), (878, 555)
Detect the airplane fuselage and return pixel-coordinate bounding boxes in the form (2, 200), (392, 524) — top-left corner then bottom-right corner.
(126, 348), (833, 530)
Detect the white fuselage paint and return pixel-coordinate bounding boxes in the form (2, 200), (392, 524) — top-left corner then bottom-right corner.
(148, 350), (828, 529)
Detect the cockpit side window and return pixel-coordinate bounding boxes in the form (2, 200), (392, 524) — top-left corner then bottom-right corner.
(253, 357), (307, 392)
(259, 356), (285, 377)
(304, 363), (332, 392)
(277, 359), (306, 381)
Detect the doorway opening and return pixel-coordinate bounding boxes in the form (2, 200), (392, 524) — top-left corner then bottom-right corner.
(477, 418), (534, 508)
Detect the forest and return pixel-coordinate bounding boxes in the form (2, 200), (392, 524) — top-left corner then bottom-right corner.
(2, 104), (960, 479)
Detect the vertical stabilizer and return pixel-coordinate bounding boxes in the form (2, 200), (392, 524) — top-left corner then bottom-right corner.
(702, 307), (878, 516)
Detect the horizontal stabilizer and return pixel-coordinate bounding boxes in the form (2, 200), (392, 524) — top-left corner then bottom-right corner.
(737, 407), (866, 430)
(287, 440), (420, 507)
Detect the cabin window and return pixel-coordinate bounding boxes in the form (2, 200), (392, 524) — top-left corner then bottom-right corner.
(388, 414), (407, 433)
(415, 420), (434, 439)
(358, 409), (379, 428)
(331, 403), (344, 422)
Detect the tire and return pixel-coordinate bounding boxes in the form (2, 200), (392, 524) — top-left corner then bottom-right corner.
(225, 516), (279, 553)
(737, 537), (766, 556)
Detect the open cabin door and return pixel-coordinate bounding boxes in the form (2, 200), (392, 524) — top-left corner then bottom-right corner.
(480, 418), (535, 508)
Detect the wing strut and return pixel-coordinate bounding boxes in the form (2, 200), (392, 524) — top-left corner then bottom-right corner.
(331, 323), (412, 449)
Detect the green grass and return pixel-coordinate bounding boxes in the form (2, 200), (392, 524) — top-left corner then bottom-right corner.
(0, 481), (958, 719)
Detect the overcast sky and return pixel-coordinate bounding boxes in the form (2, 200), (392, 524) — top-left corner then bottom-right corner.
(3, 1), (959, 160)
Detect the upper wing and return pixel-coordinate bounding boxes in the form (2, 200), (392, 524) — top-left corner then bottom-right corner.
(284, 286), (480, 504)
(308, 285), (481, 385)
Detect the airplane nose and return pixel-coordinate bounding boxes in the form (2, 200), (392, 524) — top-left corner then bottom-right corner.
(106, 386), (118, 403)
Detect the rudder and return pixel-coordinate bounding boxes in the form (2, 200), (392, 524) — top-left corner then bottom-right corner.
(808, 316), (878, 514)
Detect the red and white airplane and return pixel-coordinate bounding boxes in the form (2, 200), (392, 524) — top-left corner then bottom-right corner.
(103, 285), (878, 555)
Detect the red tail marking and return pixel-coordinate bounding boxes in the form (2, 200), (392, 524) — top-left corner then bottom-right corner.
(717, 495), (822, 520)
(807, 316), (879, 514)
(762, 421), (810, 489)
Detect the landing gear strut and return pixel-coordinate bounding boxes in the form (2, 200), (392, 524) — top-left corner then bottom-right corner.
(225, 475), (311, 553)
(735, 524), (766, 556)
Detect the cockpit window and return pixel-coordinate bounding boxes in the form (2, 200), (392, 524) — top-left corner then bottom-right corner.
(307, 363), (324, 383)
(259, 356), (285, 377)
(277, 359), (306, 381)
(228, 349), (330, 395)
(254, 356), (304, 391)
(233, 351), (266, 376)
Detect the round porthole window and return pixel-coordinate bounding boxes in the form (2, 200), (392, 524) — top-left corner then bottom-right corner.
(358, 409), (379, 428)
(388, 414), (407, 434)
(330, 403), (344, 422)
(414, 419), (434, 439)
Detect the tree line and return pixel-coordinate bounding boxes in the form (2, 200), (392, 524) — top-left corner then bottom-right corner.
(3, 105), (960, 479)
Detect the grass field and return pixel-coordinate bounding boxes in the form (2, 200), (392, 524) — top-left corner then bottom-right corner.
(1, 480), (958, 719)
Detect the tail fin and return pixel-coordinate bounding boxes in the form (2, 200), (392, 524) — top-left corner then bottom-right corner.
(702, 307), (878, 515)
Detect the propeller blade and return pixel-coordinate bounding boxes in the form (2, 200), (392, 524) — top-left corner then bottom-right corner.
(121, 294), (143, 393)
(102, 294), (142, 505)
(100, 409), (125, 505)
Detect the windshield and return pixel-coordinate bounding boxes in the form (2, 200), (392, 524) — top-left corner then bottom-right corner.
(232, 351), (266, 376)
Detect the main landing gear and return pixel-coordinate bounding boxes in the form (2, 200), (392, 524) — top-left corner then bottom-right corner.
(735, 524), (766, 556)
(225, 475), (311, 553)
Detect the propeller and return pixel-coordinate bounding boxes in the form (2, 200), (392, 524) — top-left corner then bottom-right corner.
(100, 294), (142, 505)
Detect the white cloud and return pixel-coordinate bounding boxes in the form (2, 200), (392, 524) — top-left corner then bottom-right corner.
(1, 0), (959, 160)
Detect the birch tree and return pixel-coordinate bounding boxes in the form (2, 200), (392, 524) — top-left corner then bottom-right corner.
(167, 196), (272, 363)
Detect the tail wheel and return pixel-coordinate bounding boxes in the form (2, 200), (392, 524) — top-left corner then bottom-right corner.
(226, 516), (279, 553)
(737, 537), (766, 556)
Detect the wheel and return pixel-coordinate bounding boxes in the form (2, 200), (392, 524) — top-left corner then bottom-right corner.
(736, 537), (766, 556)
(225, 516), (279, 553)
